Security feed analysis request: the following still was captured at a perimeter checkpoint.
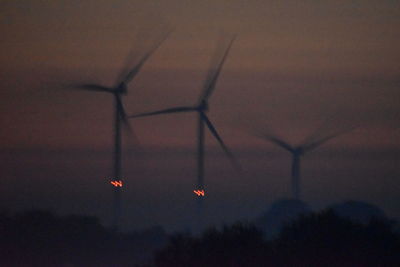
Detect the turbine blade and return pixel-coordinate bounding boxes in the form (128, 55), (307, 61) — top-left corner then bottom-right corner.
(122, 119), (141, 144)
(301, 114), (337, 146)
(116, 95), (128, 122)
(129, 106), (196, 118)
(116, 95), (141, 143)
(303, 127), (354, 152)
(74, 84), (114, 93)
(201, 113), (241, 171)
(199, 34), (236, 103)
(260, 135), (294, 152)
(121, 30), (172, 86)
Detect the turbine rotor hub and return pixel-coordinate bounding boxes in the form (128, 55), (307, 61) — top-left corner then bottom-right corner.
(117, 83), (127, 95)
(295, 147), (304, 155)
(199, 100), (208, 112)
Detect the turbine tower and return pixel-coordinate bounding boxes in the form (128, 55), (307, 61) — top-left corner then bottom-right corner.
(72, 31), (170, 230)
(130, 35), (239, 230)
(259, 128), (351, 200)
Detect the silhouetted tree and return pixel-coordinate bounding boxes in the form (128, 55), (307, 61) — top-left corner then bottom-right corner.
(329, 200), (387, 224)
(0, 209), (167, 266)
(274, 209), (400, 266)
(255, 198), (311, 239)
(154, 210), (400, 267)
(154, 223), (268, 267)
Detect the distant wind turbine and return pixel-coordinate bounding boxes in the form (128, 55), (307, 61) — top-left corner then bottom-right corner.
(71, 31), (171, 230)
(258, 127), (352, 200)
(130, 35), (240, 219)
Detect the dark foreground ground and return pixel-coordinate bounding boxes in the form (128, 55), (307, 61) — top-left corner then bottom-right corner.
(1, 209), (399, 266)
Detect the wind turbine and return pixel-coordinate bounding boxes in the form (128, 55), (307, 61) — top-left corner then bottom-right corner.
(258, 127), (352, 200)
(130, 35), (239, 228)
(72, 31), (171, 230)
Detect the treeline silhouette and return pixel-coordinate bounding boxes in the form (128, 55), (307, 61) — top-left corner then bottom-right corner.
(153, 210), (400, 267)
(1, 209), (399, 266)
(0, 210), (166, 266)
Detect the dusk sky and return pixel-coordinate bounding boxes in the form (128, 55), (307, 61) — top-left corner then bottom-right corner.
(1, 0), (399, 231)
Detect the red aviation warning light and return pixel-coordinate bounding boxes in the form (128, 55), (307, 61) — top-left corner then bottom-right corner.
(193, 189), (205, 197)
(110, 180), (123, 187)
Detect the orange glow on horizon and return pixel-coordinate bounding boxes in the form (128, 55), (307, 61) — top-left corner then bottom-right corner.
(111, 180), (123, 187)
(193, 189), (205, 197)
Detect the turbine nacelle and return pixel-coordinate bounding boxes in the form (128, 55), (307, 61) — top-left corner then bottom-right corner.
(293, 147), (304, 156)
(197, 100), (209, 112)
(115, 83), (128, 95)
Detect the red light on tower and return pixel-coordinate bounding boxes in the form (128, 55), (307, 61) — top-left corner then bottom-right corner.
(193, 189), (205, 197)
(110, 180), (123, 187)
